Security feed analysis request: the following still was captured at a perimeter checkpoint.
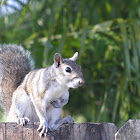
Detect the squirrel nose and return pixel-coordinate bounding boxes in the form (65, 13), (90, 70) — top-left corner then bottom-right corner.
(79, 79), (85, 85)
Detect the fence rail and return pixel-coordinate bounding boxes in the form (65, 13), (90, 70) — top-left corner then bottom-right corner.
(0, 119), (139, 140)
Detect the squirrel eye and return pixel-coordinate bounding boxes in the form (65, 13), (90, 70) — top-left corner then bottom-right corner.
(65, 67), (71, 73)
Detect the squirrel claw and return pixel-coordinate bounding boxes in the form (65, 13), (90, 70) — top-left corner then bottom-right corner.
(65, 116), (74, 123)
(68, 116), (74, 123)
(39, 128), (48, 137)
(39, 132), (47, 137)
(17, 117), (29, 126)
(38, 123), (48, 137)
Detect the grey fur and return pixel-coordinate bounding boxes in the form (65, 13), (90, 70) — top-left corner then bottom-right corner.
(0, 44), (84, 137)
(0, 44), (34, 115)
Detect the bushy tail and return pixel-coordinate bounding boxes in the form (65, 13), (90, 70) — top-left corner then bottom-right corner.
(0, 44), (34, 116)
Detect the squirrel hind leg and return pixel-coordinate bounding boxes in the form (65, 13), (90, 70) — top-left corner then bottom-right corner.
(17, 117), (29, 126)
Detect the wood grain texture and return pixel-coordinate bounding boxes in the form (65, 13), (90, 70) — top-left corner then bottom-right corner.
(115, 119), (140, 140)
(5, 123), (23, 140)
(0, 120), (139, 140)
(0, 123), (5, 140)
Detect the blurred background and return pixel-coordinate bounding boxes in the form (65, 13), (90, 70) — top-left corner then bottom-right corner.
(0, 0), (140, 127)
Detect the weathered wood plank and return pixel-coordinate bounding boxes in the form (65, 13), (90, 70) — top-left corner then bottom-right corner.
(5, 123), (23, 140)
(1, 120), (140, 140)
(52, 123), (118, 140)
(23, 123), (34, 140)
(115, 119), (140, 140)
(0, 123), (5, 140)
(33, 122), (54, 140)
(99, 123), (118, 140)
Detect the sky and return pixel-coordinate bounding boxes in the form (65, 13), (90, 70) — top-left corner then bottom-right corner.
(1, 0), (28, 15)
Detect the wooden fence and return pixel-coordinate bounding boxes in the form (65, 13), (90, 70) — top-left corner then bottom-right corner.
(0, 119), (139, 140)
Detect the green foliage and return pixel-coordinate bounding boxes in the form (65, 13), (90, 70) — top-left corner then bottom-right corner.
(0, 0), (140, 126)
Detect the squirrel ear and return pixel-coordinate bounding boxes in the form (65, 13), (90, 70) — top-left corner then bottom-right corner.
(70, 52), (78, 61)
(54, 53), (63, 67)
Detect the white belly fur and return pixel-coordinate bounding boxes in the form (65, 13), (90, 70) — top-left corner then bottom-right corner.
(43, 83), (68, 105)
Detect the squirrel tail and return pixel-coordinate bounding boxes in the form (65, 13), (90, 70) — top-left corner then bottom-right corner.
(0, 44), (34, 116)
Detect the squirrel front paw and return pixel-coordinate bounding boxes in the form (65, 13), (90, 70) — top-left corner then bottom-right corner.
(17, 117), (29, 126)
(66, 116), (74, 123)
(51, 99), (64, 108)
(37, 120), (48, 137)
(50, 100), (60, 108)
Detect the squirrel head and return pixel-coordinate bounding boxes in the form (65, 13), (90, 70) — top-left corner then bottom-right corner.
(53, 52), (85, 88)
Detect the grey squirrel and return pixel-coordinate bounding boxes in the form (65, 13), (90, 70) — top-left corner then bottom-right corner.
(0, 44), (85, 137)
